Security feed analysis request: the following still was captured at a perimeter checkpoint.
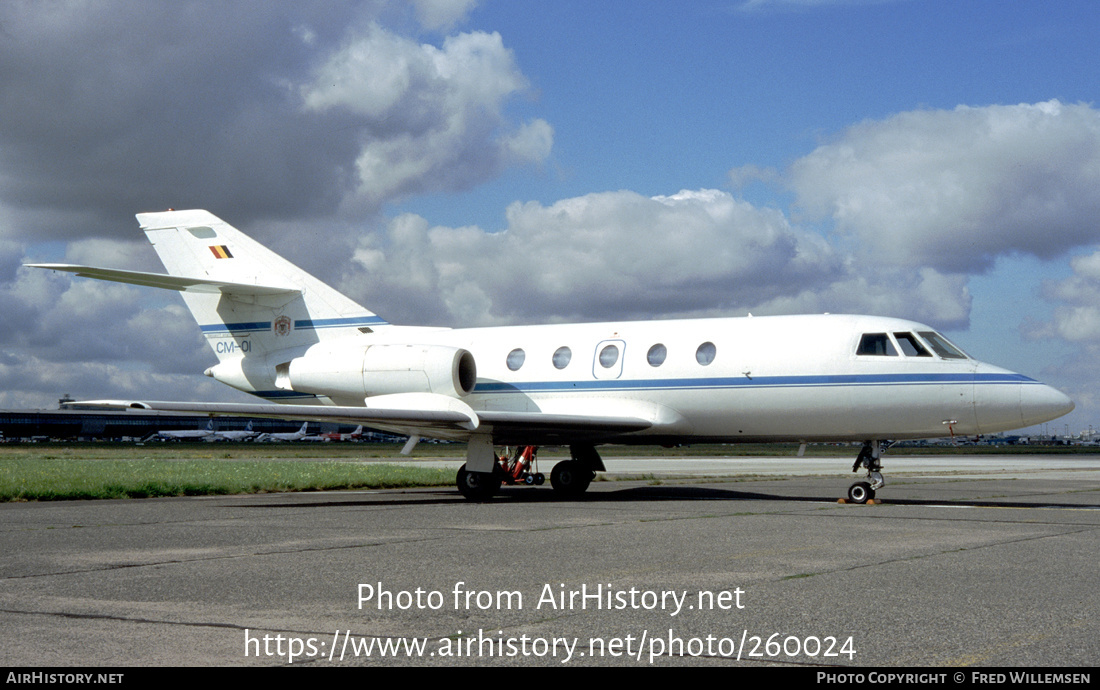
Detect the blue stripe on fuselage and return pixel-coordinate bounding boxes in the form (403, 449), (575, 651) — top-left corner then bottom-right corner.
(473, 372), (1035, 394)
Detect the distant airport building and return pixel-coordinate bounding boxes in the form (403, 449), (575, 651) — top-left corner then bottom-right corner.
(0, 409), (364, 442)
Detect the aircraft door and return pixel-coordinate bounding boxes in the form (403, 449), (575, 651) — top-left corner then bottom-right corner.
(593, 339), (626, 380)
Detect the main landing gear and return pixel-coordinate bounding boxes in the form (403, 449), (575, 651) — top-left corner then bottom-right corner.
(550, 457), (594, 498)
(456, 462), (502, 502)
(847, 440), (885, 504)
(547, 444), (601, 498)
(456, 444), (603, 501)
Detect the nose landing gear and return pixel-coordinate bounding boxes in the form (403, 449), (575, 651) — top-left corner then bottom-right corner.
(847, 440), (885, 504)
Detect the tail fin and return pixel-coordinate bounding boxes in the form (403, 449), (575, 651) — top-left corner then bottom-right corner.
(135, 210), (387, 362)
(27, 210), (390, 402)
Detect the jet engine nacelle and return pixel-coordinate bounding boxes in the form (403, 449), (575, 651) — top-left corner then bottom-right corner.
(277, 344), (477, 402)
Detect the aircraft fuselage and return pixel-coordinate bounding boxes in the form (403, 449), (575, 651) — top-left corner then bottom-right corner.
(267, 313), (1070, 445)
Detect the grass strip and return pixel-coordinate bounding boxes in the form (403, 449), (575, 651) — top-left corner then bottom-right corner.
(0, 459), (453, 502)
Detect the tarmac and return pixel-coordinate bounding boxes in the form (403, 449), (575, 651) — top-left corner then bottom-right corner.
(1, 454), (1097, 667)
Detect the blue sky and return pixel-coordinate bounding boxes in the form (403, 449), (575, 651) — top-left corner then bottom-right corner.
(0, 0), (1097, 437)
(418, 0), (1097, 220)
(474, 3), (1086, 188)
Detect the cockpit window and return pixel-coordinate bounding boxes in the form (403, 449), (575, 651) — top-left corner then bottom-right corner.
(894, 332), (932, 357)
(918, 331), (968, 359)
(857, 333), (897, 356)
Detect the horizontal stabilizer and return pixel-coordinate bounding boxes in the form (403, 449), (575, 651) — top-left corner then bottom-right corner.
(25, 264), (301, 296)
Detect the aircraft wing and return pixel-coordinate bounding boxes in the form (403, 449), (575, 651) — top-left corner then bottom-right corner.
(72, 395), (653, 444)
(25, 264), (300, 296)
(476, 410), (652, 444)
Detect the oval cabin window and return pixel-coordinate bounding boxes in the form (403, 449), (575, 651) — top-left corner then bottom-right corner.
(598, 344), (619, 368)
(553, 346), (572, 369)
(696, 342), (716, 366)
(647, 344), (667, 367)
(506, 348), (525, 371)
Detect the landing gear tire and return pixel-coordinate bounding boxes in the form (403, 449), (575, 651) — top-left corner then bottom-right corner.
(847, 440), (886, 503)
(456, 463), (501, 501)
(847, 481), (875, 504)
(550, 460), (593, 498)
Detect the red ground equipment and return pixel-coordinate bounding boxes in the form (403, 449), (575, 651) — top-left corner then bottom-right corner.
(497, 445), (545, 485)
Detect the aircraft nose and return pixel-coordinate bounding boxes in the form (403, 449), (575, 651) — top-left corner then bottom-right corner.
(1019, 382), (1075, 427)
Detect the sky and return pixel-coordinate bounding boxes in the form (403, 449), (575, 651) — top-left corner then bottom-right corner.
(1, 0), (1098, 437)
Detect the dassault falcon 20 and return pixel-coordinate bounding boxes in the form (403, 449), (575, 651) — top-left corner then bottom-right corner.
(28, 210), (1074, 502)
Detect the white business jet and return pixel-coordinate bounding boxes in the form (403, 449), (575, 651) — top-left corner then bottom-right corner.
(28, 210), (1074, 502)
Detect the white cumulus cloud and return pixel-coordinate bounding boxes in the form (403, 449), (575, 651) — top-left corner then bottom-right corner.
(344, 188), (844, 325)
(301, 26), (552, 208)
(790, 100), (1100, 273)
(411, 0), (479, 31)
(1036, 248), (1100, 343)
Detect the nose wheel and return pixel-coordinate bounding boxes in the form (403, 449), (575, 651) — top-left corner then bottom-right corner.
(847, 441), (886, 504)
